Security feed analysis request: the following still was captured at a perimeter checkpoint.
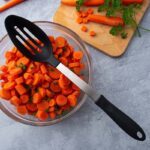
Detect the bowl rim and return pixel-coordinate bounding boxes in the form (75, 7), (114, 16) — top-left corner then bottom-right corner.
(0, 21), (93, 126)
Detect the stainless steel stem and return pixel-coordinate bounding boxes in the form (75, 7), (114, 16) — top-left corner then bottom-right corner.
(57, 63), (100, 101)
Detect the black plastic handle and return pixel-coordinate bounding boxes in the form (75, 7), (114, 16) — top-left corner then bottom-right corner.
(95, 95), (146, 141)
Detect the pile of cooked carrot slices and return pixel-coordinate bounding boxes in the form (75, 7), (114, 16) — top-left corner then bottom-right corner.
(0, 36), (85, 121)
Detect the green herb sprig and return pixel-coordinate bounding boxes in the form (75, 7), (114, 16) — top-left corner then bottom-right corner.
(98, 0), (149, 39)
(76, 0), (84, 11)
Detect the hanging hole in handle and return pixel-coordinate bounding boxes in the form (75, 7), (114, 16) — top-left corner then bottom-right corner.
(137, 131), (143, 139)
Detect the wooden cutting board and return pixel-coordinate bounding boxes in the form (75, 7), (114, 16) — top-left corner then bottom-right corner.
(53, 1), (149, 57)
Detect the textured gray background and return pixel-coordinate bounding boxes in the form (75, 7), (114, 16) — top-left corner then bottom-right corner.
(0, 0), (150, 150)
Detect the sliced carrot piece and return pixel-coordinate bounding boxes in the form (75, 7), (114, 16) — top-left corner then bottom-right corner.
(7, 60), (16, 70)
(81, 26), (88, 32)
(15, 84), (27, 95)
(17, 105), (27, 115)
(50, 80), (61, 93)
(63, 48), (70, 57)
(26, 63), (35, 73)
(26, 103), (37, 112)
(56, 94), (67, 106)
(16, 50), (23, 58)
(3, 82), (15, 90)
(87, 8), (94, 14)
(49, 106), (55, 112)
(33, 73), (42, 86)
(46, 89), (53, 98)
(37, 101), (49, 111)
(62, 88), (73, 96)
(76, 17), (83, 24)
(59, 57), (68, 66)
(10, 89), (17, 96)
(40, 64), (47, 74)
(69, 62), (80, 68)
(68, 95), (77, 107)
(56, 109), (62, 115)
(36, 110), (48, 121)
(49, 112), (56, 119)
(12, 47), (17, 53)
(25, 79), (33, 85)
(81, 12), (88, 18)
(44, 74), (52, 82)
(24, 73), (32, 80)
(42, 81), (50, 88)
(17, 56), (30, 66)
(5, 51), (14, 61)
(38, 87), (46, 98)
(55, 36), (66, 48)
(49, 66), (61, 79)
(32, 93), (42, 104)
(20, 94), (29, 104)
(49, 99), (56, 107)
(90, 31), (96, 36)
(55, 48), (63, 56)
(73, 67), (81, 75)
(15, 77), (24, 84)
(0, 89), (11, 100)
(0, 65), (8, 73)
(10, 68), (22, 76)
(10, 96), (21, 106)
(73, 51), (83, 60)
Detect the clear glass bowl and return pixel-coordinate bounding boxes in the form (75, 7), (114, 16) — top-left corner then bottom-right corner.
(0, 21), (92, 126)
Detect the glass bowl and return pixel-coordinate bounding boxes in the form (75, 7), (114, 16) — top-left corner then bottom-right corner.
(0, 21), (92, 126)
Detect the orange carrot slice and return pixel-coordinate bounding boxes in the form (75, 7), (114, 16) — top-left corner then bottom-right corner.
(50, 80), (61, 93)
(17, 105), (27, 115)
(37, 101), (49, 111)
(36, 110), (48, 121)
(56, 95), (67, 106)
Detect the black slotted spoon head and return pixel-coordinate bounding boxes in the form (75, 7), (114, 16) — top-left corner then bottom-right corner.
(5, 15), (59, 66)
(4, 15), (146, 141)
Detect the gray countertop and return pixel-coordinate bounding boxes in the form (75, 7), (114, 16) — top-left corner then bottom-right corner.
(0, 0), (150, 150)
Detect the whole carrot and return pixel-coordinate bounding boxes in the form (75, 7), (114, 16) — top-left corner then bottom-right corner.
(88, 14), (124, 26)
(61, 0), (143, 6)
(61, 0), (104, 6)
(0, 0), (24, 12)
